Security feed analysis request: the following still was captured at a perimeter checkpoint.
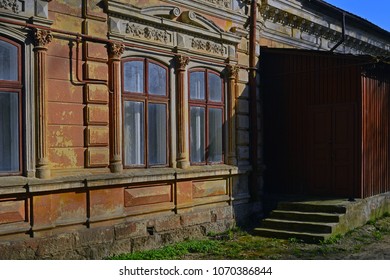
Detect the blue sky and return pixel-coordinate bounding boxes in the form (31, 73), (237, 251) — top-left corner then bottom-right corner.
(324, 0), (390, 32)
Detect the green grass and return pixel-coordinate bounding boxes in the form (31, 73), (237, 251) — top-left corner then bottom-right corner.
(111, 239), (221, 260)
(108, 215), (390, 260)
(109, 228), (290, 260)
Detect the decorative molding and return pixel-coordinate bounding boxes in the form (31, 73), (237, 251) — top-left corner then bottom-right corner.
(141, 6), (181, 19)
(0, 0), (21, 13)
(192, 38), (225, 55)
(33, 27), (51, 178)
(175, 54), (190, 169)
(125, 23), (169, 43)
(106, 1), (241, 59)
(35, 0), (50, 18)
(108, 42), (125, 59)
(227, 64), (239, 79)
(259, 1), (390, 57)
(33, 28), (52, 48)
(175, 55), (190, 70)
(180, 11), (223, 33)
(203, 0), (232, 9)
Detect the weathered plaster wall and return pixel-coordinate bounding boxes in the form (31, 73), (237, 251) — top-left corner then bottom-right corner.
(0, 0), (262, 258)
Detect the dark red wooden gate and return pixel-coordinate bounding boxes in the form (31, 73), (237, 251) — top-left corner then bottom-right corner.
(308, 104), (355, 197)
(262, 48), (390, 199)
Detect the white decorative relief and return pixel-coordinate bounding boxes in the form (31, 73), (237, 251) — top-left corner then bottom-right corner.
(203, 0), (232, 9)
(191, 38), (225, 55)
(35, 0), (49, 18)
(0, 0), (22, 13)
(125, 22), (169, 43)
(0, 1), (50, 20)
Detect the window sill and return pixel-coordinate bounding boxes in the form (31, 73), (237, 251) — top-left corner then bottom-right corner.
(0, 165), (248, 194)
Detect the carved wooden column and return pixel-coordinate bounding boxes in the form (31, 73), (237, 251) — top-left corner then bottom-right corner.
(175, 55), (190, 169)
(227, 64), (239, 165)
(34, 29), (52, 179)
(108, 43), (125, 173)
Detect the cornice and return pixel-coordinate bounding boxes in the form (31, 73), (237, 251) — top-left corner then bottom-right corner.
(163, 0), (249, 25)
(259, 0), (390, 57)
(106, 2), (241, 44)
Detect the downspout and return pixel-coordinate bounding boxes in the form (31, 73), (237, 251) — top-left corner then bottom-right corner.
(249, 0), (259, 200)
(330, 12), (346, 52)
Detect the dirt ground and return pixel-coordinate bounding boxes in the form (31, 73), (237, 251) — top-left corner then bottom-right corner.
(276, 215), (390, 259)
(112, 215), (390, 260)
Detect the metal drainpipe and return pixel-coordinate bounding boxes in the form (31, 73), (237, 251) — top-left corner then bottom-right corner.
(249, 0), (259, 200)
(330, 12), (346, 52)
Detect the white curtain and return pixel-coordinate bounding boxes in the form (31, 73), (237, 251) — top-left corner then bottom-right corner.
(208, 108), (223, 162)
(123, 101), (144, 165)
(190, 106), (205, 162)
(0, 92), (19, 172)
(148, 103), (167, 165)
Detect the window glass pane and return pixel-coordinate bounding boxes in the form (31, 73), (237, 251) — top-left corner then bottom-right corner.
(0, 40), (18, 81)
(0, 92), (19, 172)
(208, 72), (222, 102)
(190, 106), (205, 163)
(148, 103), (167, 165)
(123, 101), (144, 165)
(123, 61), (144, 93)
(190, 72), (205, 100)
(148, 62), (166, 96)
(208, 108), (223, 162)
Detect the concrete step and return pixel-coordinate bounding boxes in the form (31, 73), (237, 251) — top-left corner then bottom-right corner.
(277, 201), (347, 214)
(253, 227), (329, 243)
(260, 218), (336, 234)
(269, 210), (341, 223)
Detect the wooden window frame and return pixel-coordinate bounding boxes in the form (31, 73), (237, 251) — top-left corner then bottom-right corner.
(188, 68), (225, 165)
(0, 36), (23, 176)
(121, 57), (170, 168)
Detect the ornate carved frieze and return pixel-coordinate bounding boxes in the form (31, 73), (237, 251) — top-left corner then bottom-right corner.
(191, 38), (225, 55)
(203, 0), (232, 9)
(125, 22), (169, 44)
(0, 0), (21, 13)
(107, 1), (240, 59)
(0, 0), (50, 18)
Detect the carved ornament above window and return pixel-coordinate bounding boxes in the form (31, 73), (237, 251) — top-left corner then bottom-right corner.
(0, 0), (21, 13)
(125, 23), (168, 44)
(202, 0), (232, 9)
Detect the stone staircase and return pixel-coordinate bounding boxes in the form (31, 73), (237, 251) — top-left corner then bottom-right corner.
(254, 200), (349, 243)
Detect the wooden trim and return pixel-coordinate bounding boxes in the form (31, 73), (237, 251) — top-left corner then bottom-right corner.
(188, 68), (225, 165)
(121, 58), (170, 168)
(0, 36), (23, 176)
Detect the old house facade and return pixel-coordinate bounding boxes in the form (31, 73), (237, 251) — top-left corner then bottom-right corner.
(0, 0), (262, 259)
(0, 0), (389, 258)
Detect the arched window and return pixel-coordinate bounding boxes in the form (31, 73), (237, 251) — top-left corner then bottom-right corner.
(122, 58), (169, 167)
(189, 69), (224, 164)
(0, 36), (22, 175)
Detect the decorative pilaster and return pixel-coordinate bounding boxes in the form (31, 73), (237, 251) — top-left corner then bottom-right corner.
(227, 64), (239, 165)
(175, 55), (190, 169)
(33, 29), (52, 179)
(108, 43), (125, 173)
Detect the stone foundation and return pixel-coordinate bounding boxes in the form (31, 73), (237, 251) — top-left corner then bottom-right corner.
(0, 206), (235, 260)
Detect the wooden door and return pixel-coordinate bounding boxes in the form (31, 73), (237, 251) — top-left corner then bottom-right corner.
(308, 104), (355, 197)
